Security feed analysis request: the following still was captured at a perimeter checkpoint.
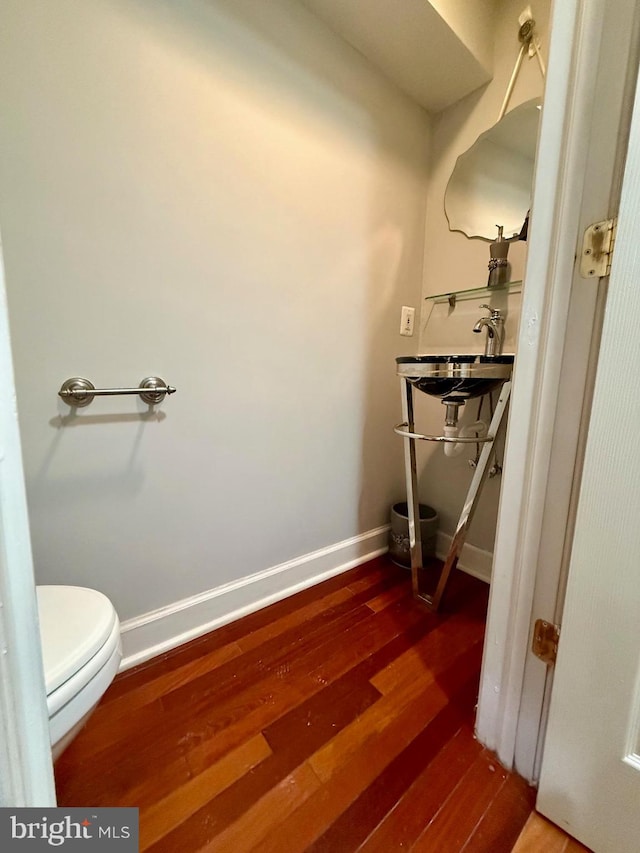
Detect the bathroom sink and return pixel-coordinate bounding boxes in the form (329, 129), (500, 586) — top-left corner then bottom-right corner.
(396, 354), (513, 401)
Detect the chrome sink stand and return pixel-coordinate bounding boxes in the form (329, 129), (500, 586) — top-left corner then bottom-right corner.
(396, 379), (512, 611)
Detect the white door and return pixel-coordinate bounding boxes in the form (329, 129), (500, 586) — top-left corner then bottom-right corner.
(0, 237), (55, 805)
(536, 63), (640, 852)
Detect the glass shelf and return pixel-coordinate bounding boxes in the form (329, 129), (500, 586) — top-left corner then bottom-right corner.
(419, 280), (523, 356)
(424, 279), (523, 306)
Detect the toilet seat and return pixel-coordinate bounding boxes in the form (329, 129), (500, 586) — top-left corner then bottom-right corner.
(37, 586), (122, 754)
(37, 586), (118, 696)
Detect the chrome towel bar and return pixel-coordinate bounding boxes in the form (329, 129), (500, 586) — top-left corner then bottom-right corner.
(58, 377), (176, 407)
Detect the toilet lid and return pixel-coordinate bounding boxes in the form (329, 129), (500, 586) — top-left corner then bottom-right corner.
(37, 586), (118, 696)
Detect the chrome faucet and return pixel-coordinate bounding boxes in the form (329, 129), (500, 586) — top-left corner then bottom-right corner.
(473, 304), (504, 357)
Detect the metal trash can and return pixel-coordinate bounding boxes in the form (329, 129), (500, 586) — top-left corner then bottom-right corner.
(388, 502), (438, 568)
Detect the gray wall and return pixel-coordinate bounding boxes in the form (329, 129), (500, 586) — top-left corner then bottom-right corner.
(417, 0), (551, 552)
(0, 0), (430, 620)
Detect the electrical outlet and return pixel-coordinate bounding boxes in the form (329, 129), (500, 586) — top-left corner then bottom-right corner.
(400, 306), (415, 336)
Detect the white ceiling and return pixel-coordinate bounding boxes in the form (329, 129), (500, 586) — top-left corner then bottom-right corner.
(298, 0), (496, 113)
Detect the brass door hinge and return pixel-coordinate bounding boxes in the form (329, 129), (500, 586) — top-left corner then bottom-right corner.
(532, 619), (560, 666)
(580, 217), (617, 278)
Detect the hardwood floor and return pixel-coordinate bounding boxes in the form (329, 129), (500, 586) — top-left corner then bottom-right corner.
(512, 813), (592, 852)
(55, 556), (535, 851)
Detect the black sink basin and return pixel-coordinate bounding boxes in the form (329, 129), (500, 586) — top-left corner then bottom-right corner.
(396, 354), (514, 401)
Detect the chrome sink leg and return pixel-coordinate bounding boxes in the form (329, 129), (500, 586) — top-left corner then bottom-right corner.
(398, 380), (512, 611)
(400, 378), (422, 598)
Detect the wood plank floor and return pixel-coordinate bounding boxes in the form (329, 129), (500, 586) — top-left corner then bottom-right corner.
(55, 556), (536, 851)
(512, 813), (593, 852)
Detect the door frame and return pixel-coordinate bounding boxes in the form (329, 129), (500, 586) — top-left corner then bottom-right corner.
(0, 236), (56, 805)
(476, 0), (640, 782)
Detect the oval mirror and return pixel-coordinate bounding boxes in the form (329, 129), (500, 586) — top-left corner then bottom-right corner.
(444, 97), (541, 240)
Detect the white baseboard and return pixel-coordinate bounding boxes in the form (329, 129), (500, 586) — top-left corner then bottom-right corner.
(436, 531), (493, 584)
(118, 525), (391, 671)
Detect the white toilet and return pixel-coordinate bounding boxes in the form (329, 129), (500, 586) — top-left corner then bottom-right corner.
(37, 586), (122, 759)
